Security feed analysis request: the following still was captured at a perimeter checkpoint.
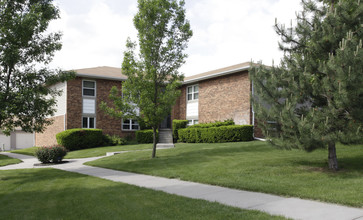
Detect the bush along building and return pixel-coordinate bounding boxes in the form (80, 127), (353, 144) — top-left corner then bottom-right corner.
(34, 62), (262, 148)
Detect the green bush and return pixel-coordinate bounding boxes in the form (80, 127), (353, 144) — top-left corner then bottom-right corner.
(103, 134), (127, 146)
(35, 145), (67, 163)
(136, 129), (158, 143)
(56, 129), (104, 151)
(178, 125), (253, 143)
(189, 119), (234, 129)
(172, 120), (188, 142)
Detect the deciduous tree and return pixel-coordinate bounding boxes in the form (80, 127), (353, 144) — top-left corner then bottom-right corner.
(101, 0), (192, 158)
(0, 0), (74, 135)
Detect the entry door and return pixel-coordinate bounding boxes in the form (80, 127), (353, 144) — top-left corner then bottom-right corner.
(160, 114), (171, 129)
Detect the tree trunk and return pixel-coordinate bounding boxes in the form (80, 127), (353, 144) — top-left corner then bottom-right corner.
(152, 127), (157, 158)
(328, 142), (338, 171)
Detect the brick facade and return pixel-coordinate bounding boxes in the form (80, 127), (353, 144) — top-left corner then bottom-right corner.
(199, 71), (250, 124)
(35, 115), (65, 146)
(66, 77), (134, 138)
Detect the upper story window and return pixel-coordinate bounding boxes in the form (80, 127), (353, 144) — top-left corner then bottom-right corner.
(83, 80), (96, 97)
(187, 85), (198, 101)
(122, 119), (139, 131)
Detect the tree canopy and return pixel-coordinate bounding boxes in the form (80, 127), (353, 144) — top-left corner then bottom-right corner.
(101, 0), (192, 158)
(250, 0), (363, 170)
(0, 0), (74, 135)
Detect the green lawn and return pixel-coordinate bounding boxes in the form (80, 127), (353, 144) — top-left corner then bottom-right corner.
(0, 154), (21, 166)
(0, 169), (285, 220)
(86, 141), (363, 207)
(10, 144), (153, 159)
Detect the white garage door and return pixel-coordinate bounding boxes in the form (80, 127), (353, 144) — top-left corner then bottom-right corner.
(0, 131), (34, 151)
(0, 133), (11, 151)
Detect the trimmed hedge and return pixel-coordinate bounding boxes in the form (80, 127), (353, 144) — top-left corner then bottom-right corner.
(35, 145), (67, 163)
(188, 120), (234, 129)
(172, 120), (188, 142)
(136, 129), (158, 143)
(178, 125), (253, 143)
(56, 129), (104, 151)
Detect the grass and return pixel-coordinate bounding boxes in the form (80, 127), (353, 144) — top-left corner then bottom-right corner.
(10, 144), (153, 159)
(0, 154), (21, 166)
(86, 141), (363, 207)
(0, 168), (286, 220)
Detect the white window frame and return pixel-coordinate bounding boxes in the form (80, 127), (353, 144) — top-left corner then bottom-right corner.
(187, 119), (199, 126)
(122, 119), (139, 131)
(187, 84), (199, 101)
(82, 117), (96, 129)
(82, 80), (96, 97)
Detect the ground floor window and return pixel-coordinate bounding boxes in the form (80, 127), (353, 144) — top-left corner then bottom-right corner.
(82, 117), (95, 128)
(122, 119), (139, 130)
(187, 119), (199, 126)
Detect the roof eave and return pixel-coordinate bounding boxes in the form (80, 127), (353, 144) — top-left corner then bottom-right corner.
(76, 73), (127, 81)
(182, 65), (250, 85)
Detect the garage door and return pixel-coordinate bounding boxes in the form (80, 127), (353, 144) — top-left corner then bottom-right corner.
(0, 131), (34, 151)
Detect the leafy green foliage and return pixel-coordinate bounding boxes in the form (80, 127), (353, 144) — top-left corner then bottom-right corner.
(136, 129), (159, 143)
(100, 0), (192, 158)
(34, 145), (67, 163)
(56, 129), (104, 151)
(178, 125), (253, 143)
(249, 0), (363, 170)
(0, 0), (75, 135)
(172, 120), (188, 142)
(103, 134), (127, 146)
(189, 119), (235, 128)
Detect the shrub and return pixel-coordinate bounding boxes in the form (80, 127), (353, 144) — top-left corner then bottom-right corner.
(172, 120), (188, 142)
(136, 129), (158, 143)
(178, 125), (253, 143)
(35, 145), (67, 163)
(103, 134), (127, 146)
(189, 119), (234, 129)
(56, 129), (104, 151)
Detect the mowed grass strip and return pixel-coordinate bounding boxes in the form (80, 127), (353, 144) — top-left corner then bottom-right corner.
(86, 141), (363, 207)
(0, 169), (286, 220)
(0, 154), (21, 166)
(10, 144), (153, 159)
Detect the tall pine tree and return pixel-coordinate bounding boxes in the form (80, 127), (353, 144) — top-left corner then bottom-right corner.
(250, 0), (363, 170)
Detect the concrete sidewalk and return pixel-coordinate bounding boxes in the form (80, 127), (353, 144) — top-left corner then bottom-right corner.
(1, 152), (363, 220)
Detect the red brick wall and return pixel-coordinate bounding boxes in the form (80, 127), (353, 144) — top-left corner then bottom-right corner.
(66, 77), (134, 138)
(35, 115), (65, 146)
(171, 86), (186, 121)
(66, 77), (83, 129)
(198, 71), (251, 124)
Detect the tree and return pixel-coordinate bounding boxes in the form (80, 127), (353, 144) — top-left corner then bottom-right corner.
(0, 0), (74, 135)
(250, 0), (362, 170)
(101, 0), (192, 158)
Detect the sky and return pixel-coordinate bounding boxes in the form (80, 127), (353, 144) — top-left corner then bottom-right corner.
(48, 0), (302, 76)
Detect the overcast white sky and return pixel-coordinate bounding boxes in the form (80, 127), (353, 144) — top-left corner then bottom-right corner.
(48, 0), (302, 76)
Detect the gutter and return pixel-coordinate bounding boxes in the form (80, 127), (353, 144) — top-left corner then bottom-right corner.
(183, 65), (250, 84)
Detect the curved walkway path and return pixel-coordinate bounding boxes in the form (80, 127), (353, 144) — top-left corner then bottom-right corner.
(1, 152), (363, 220)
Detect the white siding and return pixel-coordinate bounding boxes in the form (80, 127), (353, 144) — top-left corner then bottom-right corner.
(83, 99), (96, 114)
(15, 132), (34, 149)
(186, 101), (198, 118)
(0, 133), (11, 151)
(50, 82), (67, 117)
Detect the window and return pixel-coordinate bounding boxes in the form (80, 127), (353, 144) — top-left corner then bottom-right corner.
(82, 117), (95, 128)
(122, 119), (139, 130)
(83, 80), (96, 96)
(187, 85), (198, 101)
(187, 119), (199, 126)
